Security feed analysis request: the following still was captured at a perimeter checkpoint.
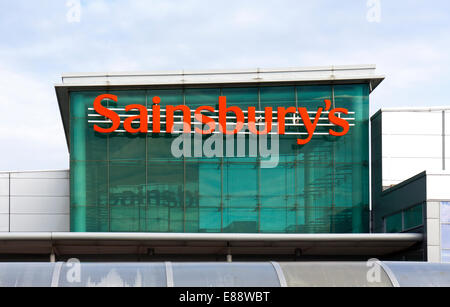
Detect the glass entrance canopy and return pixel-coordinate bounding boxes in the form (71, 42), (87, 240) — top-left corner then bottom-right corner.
(1, 262), (449, 287)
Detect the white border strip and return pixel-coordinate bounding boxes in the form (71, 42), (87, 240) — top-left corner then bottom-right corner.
(165, 262), (174, 288)
(379, 262), (400, 288)
(51, 262), (63, 288)
(270, 262), (288, 287)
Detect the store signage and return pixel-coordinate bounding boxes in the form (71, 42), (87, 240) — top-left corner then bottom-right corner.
(90, 94), (352, 145)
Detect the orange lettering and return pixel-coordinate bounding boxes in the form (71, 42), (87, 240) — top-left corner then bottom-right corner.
(124, 104), (148, 133)
(248, 107), (273, 135)
(152, 96), (161, 133)
(329, 108), (350, 136)
(195, 106), (216, 135)
(297, 107), (323, 145)
(277, 107), (297, 135)
(93, 94), (120, 133)
(166, 105), (192, 133)
(219, 96), (245, 135)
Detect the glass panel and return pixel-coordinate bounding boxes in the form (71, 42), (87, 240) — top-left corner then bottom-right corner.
(260, 86), (296, 108)
(404, 204), (423, 230)
(147, 161), (184, 232)
(223, 207), (258, 233)
(442, 250), (450, 263)
(172, 263), (281, 287)
(442, 224), (450, 249)
(385, 212), (403, 233)
(297, 85), (332, 110)
(58, 263), (167, 287)
(441, 202), (450, 223)
(110, 133), (146, 161)
(71, 117), (107, 162)
(185, 88), (221, 107)
(109, 161), (146, 232)
(70, 91), (103, 119)
(0, 263), (56, 287)
(279, 262), (393, 287)
(108, 90), (146, 108)
(260, 208), (289, 233)
(221, 87), (258, 109)
(383, 262), (450, 287)
(199, 207), (222, 233)
(148, 135), (182, 162)
(223, 163), (257, 199)
(148, 89), (184, 106)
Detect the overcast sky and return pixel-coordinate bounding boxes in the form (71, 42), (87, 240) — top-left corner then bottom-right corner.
(0, 0), (449, 171)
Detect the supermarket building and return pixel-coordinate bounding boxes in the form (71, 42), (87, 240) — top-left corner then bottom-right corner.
(1, 65), (447, 264)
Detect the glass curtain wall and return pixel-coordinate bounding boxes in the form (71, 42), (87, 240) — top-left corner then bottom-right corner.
(70, 84), (369, 233)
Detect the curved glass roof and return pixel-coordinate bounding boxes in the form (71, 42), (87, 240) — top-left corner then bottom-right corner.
(0, 262), (449, 287)
(383, 262), (450, 287)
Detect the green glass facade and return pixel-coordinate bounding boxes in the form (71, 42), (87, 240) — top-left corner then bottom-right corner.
(70, 84), (370, 233)
(384, 203), (424, 233)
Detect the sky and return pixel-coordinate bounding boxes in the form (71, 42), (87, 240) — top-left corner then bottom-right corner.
(0, 0), (449, 171)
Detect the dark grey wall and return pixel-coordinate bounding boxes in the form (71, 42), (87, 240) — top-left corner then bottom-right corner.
(371, 111), (382, 233)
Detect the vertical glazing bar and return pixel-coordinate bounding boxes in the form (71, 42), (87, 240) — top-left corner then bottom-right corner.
(144, 91), (148, 232)
(220, 162), (224, 232)
(183, 88), (187, 233)
(443, 110), (446, 171)
(257, 87), (261, 233)
(8, 172), (10, 232)
(107, 94), (111, 232)
(331, 86), (336, 233)
(294, 87), (299, 231)
(304, 149), (313, 233)
(220, 88), (224, 232)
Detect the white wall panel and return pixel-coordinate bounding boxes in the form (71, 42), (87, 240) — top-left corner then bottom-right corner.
(0, 197), (8, 214)
(428, 245), (441, 263)
(427, 202), (440, 219)
(10, 214), (70, 232)
(0, 179), (9, 196)
(0, 214), (9, 232)
(427, 175), (450, 200)
(446, 136), (450, 161)
(10, 197), (69, 214)
(10, 179), (69, 197)
(383, 157), (441, 185)
(383, 112), (442, 136)
(427, 218), (441, 247)
(0, 171), (71, 232)
(382, 134), (442, 158)
(446, 111), (450, 135)
(10, 171), (69, 179)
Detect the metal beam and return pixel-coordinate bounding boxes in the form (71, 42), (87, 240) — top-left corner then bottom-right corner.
(0, 232), (423, 242)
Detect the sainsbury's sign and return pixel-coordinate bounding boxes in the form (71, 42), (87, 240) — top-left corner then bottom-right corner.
(91, 94), (352, 145)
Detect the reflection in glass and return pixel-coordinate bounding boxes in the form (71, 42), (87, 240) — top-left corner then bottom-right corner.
(70, 84), (370, 233)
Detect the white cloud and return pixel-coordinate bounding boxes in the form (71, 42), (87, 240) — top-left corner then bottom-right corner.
(0, 0), (450, 170)
(0, 63), (68, 171)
